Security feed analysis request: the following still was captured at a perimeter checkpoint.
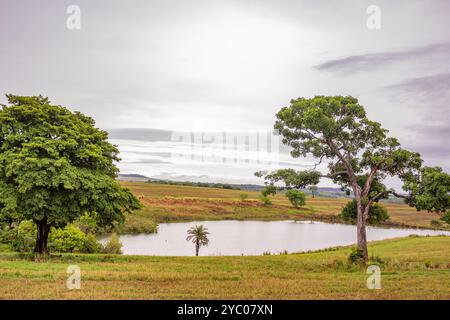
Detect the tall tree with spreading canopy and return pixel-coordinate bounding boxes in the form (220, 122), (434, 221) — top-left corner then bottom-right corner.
(256, 96), (449, 261)
(0, 95), (142, 254)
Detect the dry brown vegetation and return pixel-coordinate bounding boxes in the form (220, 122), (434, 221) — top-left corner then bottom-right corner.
(121, 182), (442, 228)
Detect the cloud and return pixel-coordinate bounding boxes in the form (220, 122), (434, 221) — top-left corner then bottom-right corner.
(315, 42), (450, 74)
(384, 73), (450, 168)
(385, 73), (450, 101)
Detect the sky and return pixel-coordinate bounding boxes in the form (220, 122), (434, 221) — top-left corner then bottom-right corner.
(1, 0), (449, 187)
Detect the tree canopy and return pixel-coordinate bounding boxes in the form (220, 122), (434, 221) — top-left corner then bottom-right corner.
(0, 94), (142, 253)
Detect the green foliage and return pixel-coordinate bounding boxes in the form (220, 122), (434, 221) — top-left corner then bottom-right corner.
(440, 211), (450, 224)
(83, 233), (103, 253)
(285, 190), (306, 208)
(75, 212), (111, 235)
(341, 200), (389, 224)
(103, 233), (122, 254)
(0, 95), (142, 253)
(49, 225), (88, 253)
(261, 185), (277, 197)
(0, 220), (36, 252)
(48, 225), (104, 253)
(256, 169), (320, 189)
(403, 167), (450, 215)
(259, 195), (272, 206)
(348, 246), (366, 264)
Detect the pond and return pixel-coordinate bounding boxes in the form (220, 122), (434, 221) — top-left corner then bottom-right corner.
(104, 220), (449, 256)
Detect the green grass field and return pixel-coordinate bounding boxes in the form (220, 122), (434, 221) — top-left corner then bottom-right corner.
(0, 236), (449, 299)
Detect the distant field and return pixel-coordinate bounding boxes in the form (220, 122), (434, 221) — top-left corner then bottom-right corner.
(120, 182), (442, 230)
(0, 236), (448, 299)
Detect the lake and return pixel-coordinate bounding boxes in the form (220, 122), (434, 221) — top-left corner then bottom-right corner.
(105, 220), (449, 256)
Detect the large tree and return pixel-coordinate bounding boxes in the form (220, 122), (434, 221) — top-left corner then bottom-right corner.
(257, 96), (449, 261)
(0, 95), (142, 254)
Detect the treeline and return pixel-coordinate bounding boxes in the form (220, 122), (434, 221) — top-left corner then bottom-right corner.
(147, 179), (242, 190)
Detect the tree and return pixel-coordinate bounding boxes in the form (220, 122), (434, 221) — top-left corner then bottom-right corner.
(256, 95), (441, 261)
(308, 185), (318, 198)
(285, 190), (306, 208)
(401, 166), (450, 216)
(0, 95), (142, 254)
(186, 225), (210, 256)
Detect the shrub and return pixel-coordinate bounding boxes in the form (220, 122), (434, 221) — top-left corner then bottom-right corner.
(348, 246), (365, 264)
(0, 220), (36, 252)
(83, 233), (103, 253)
(285, 190), (306, 208)
(440, 211), (450, 224)
(238, 193), (248, 202)
(118, 215), (158, 234)
(103, 233), (122, 254)
(341, 200), (389, 224)
(259, 195), (272, 206)
(49, 225), (87, 253)
(75, 212), (110, 235)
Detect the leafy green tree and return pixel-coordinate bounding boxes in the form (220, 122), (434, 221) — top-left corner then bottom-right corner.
(255, 95), (448, 261)
(0, 95), (142, 254)
(285, 190), (306, 208)
(186, 225), (210, 256)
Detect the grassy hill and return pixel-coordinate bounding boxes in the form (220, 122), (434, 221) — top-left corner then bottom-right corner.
(120, 181), (443, 233)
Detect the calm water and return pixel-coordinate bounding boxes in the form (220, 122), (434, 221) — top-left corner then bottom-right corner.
(104, 220), (449, 256)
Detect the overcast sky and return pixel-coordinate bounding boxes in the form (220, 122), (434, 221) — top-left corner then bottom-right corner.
(1, 0), (449, 186)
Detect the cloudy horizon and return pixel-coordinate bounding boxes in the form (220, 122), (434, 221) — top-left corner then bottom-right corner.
(1, 0), (449, 188)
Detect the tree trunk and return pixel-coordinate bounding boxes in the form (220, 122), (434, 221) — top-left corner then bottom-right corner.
(195, 240), (200, 256)
(355, 199), (368, 261)
(34, 221), (51, 255)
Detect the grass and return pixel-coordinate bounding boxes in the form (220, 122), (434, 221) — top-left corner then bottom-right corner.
(120, 182), (446, 230)
(0, 236), (449, 299)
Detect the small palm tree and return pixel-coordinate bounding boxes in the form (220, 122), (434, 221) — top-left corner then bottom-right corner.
(186, 225), (210, 256)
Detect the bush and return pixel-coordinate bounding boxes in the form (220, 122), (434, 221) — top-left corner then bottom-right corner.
(341, 200), (389, 224)
(285, 190), (306, 208)
(83, 233), (103, 253)
(103, 233), (122, 254)
(259, 195), (272, 206)
(0, 220), (36, 252)
(348, 246), (365, 263)
(238, 193), (248, 202)
(440, 211), (450, 224)
(75, 212), (110, 235)
(49, 225), (87, 253)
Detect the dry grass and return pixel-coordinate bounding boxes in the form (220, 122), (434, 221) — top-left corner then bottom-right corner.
(0, 236), (449, 299)
(121, 182), (442, 228)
